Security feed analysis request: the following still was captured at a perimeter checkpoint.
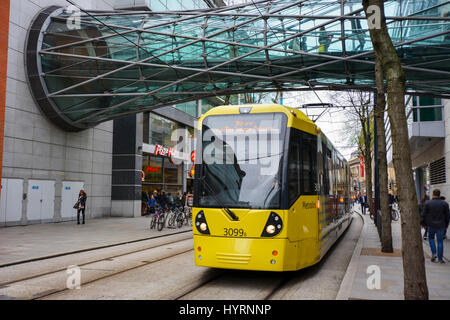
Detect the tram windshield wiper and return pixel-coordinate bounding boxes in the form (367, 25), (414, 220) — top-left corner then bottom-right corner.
(200, 176), (239, 221)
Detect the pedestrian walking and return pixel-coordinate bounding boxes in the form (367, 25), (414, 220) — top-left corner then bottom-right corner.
(422, 189), (450, 263)
(76, 190), (87, 225)
(360, 192), (367, 215)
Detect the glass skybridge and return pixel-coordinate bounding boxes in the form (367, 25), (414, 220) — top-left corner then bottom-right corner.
(26, 0), (450, 131)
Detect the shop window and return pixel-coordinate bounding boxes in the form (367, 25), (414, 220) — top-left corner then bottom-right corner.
(142, 156), (163, 183)
(163, 158), (181, 185)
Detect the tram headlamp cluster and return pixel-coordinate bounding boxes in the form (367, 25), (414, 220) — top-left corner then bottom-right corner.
(195, 211), (210, 235)
(261, 212), (283, 237)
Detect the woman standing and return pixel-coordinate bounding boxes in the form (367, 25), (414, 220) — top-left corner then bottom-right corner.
(77, 190), (87, 225)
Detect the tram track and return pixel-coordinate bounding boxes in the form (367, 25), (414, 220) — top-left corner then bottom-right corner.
(0, 231), (194, 300)
(0, 228), (193, 269)
(35, 247), (195, 300)
(175, 212), (363, 301)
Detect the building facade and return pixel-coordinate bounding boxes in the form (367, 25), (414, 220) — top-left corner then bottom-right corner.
(349, 153), (365, 194)
(385, 96), (450, 202)
(0, 0), (220, 226)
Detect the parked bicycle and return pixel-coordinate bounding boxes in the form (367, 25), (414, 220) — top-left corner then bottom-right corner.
(368, 204), (399, 222)
(167, 205), (185, 229)
(150, 205), (166, 231)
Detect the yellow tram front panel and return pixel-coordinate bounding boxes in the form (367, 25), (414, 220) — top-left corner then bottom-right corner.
(192, 195), (321, 272)
(194, 234), (298, 271)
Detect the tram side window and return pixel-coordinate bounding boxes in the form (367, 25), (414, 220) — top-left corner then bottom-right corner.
(322, 142), (330, 195)
(287, 137), (301, 206)
(302, 133), (317, 194)
(327, 148), (333, 195)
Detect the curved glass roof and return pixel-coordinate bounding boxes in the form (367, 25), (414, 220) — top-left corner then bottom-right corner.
(26, 0), (450, 130)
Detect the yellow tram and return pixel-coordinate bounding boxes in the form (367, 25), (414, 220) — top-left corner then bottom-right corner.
(192, 104), (352, 271)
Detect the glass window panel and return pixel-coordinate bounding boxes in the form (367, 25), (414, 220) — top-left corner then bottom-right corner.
(419, 107), (442, 121)
(288, 135), (301, 206)
(419, 96), (442, 106)
(149, 113), (179, 146)
(163, 158), (181, 184)
(143, 155), (163, 182)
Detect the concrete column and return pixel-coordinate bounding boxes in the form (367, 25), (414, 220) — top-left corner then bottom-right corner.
(111, 113), (143, 218)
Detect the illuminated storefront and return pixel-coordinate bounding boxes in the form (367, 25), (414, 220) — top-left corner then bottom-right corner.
(142, 112), (196, 196)
(141, 146), (183, 196)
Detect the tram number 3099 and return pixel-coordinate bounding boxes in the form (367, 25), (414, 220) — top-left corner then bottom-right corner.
(224, 228), (247, 237)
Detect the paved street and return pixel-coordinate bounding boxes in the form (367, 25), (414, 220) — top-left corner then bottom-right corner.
(2, 206), (448, 300)
(0, 213), (363, 300)
(337, 205), (450, 300)
(0, 216), (191, 266)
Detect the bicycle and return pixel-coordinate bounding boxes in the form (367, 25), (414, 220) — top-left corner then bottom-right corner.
(390, 204), (399, 221)
(150, 205), (166, 231)
(183, 206), (192, 227)
(167, 205), (185, 228)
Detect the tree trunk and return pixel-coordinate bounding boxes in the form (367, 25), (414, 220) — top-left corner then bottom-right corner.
(374, 56), (393, 253)
(360, 108), (373, 218)
(364, 135), (374, 218)
(363, 0), (428, 300)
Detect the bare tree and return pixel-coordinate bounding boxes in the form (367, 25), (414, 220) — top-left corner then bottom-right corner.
(363, 0), (428, 300)
(349, 91), (374, 218)
(331, 90), (374, 216)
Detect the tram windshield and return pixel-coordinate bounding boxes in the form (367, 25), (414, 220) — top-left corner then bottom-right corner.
(198, 113), (287, 209)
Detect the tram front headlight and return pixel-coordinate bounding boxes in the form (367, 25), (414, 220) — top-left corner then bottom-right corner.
(195, 210), (210, 235)
(261, 212), (283, 237)
(266, 225), (276, 234)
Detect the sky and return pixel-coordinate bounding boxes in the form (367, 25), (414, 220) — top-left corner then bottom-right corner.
(283, 91), (358, 160)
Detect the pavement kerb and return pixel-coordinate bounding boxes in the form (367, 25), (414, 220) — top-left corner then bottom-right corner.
(335, 209), (365, 300)
(0, 228), (192, 268)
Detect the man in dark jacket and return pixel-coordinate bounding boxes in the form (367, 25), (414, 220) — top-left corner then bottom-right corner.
(360, 192), (367, 215)
(422, 189), (450, 263)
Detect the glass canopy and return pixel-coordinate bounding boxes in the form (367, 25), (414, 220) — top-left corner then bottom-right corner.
(26, 0), (450, 131)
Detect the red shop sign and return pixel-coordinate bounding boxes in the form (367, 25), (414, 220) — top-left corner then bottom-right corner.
(154, 144), (175, 157)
